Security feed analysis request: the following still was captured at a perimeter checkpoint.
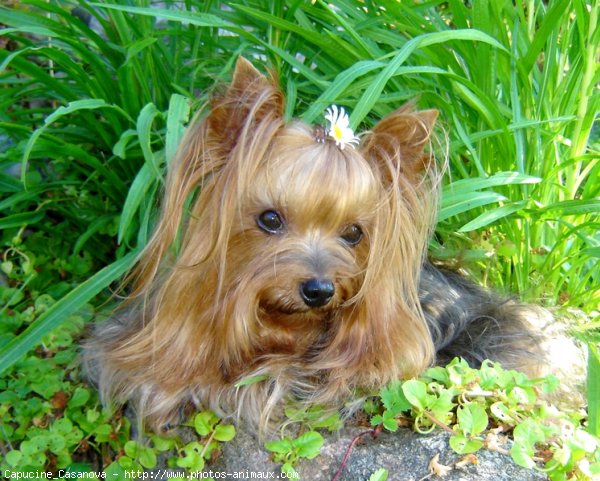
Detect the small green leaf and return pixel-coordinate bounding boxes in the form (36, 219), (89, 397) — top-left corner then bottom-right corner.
(213, 424), (236, 442)
(138, 446), (157, 469)
(281, 463), (298, 479)
(490, 402), (514, 424)
(553, 446), (571, 466)
(118, 455), (135, 470)
(429, 391), (455, 423)
(124, 440), (139, 458)
(456, 403), (488, 436)
(510, 441), (536, 469)
(67, 387), (90, 409)
(176, 442), (205, 471)
(423, 366), (450, 385)
(5, 450), (22, 467)
(402, 380), (428, 411)
(510, 419), (547, 469)
(382, 415), (399, 432)
(194, 411), (219, 437)
(294, 431), (324, 459)
(370, 415), (383, 427)
(368, 468), (389, 481)
(265, 438), (294, 455)
(234, 374), (269, 387)
(151, 435), (177, 452)
(47, 434), (66, 454)
(449, 434), (484, 454)
(380, 380), (411, 413)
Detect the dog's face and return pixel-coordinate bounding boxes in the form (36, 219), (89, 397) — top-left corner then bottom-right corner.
(150, 57), (440, 364)
(227, 123), (378, 330)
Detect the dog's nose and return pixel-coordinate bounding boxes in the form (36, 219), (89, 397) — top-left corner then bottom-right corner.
(300, 278), (335, 308)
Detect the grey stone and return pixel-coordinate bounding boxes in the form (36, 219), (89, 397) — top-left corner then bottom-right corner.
(209, 426), (549, 481)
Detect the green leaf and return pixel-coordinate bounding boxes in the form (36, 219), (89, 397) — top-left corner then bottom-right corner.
(490, 402), (514, 424)
(429, 391), (455, 423)
(151, 435), (177, 452)
(438, 192), (507, 222)
(370, 415), (384, 427)
(165, 93), (191, 163)
(510, 441), (537, 469)
(234, 374), (269, 387)
(213, 424), (236, 442)
(458, 202), (527, 232)
(511, 419), (547, 468)
(456, 403), (488, 436)
(540, 199), (600, 218)
(94, 4), (235, 29)
(123, 440), (138, 458)
(20, 99), (123, 185)
(136, 102), (163, 175)
(193, 411), (219, 437)
(138, 446), (157, 469)
(402, 380), (428, 411)
(281, 463), (298, 479)
(5, 450), (22, 467)
(67, 387), (91, 409)
(176, 441), (205, 471)
(368, 468), (389, 481)
(382, 414), (399, 432)
(113, 129), (137, 158)
(118, 163), (160, 244)
(125, 37), (157, 63)
(294, 431), (324, 459)
(265, 438), (294, 455)
(449, 434), (484, 454)
(380, 380), (412, 413)
(47, 434), (66, 454)
(0, 211), (45, 230)
(104, 461), (125, 479)
(301, 60), (384, 123)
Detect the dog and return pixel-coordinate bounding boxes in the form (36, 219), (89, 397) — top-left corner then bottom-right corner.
(85, 57), (549, 434)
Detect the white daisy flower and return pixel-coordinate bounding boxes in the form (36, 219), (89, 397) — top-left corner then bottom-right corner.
(324, 105), (359, 150)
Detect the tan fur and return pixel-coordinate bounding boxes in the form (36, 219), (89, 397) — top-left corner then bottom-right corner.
(86, 58), (440, 434)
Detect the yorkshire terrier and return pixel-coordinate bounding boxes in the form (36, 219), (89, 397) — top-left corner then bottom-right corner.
(86, 57), (549, 434)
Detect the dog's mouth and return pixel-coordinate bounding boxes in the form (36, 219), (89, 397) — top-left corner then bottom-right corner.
(259, 300), (339, 329)
(259, 300), (325, 316)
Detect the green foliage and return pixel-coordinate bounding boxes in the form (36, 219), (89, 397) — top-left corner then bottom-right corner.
(0, 304), (133, 473)
(265, 431), (323, 478)
(371, 358), (600, 480)
(173, 411), (236, 472)
(284, 405), (344, 432)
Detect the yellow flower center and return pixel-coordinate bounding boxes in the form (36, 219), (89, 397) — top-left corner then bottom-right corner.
(332, 125), (343, 140)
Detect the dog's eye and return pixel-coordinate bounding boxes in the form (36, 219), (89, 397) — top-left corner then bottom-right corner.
(340, 224), (363, 246)
(257, 210), (286, 234)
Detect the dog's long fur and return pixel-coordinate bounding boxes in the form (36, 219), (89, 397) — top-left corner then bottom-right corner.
(85, 58), (546, 433)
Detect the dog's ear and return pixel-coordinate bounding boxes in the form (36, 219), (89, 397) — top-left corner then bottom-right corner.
(361, 104), (438, 182)
(208, 57), (284, 152)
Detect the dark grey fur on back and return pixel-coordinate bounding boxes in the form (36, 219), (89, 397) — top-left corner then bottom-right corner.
(420, 262), (547, 373)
